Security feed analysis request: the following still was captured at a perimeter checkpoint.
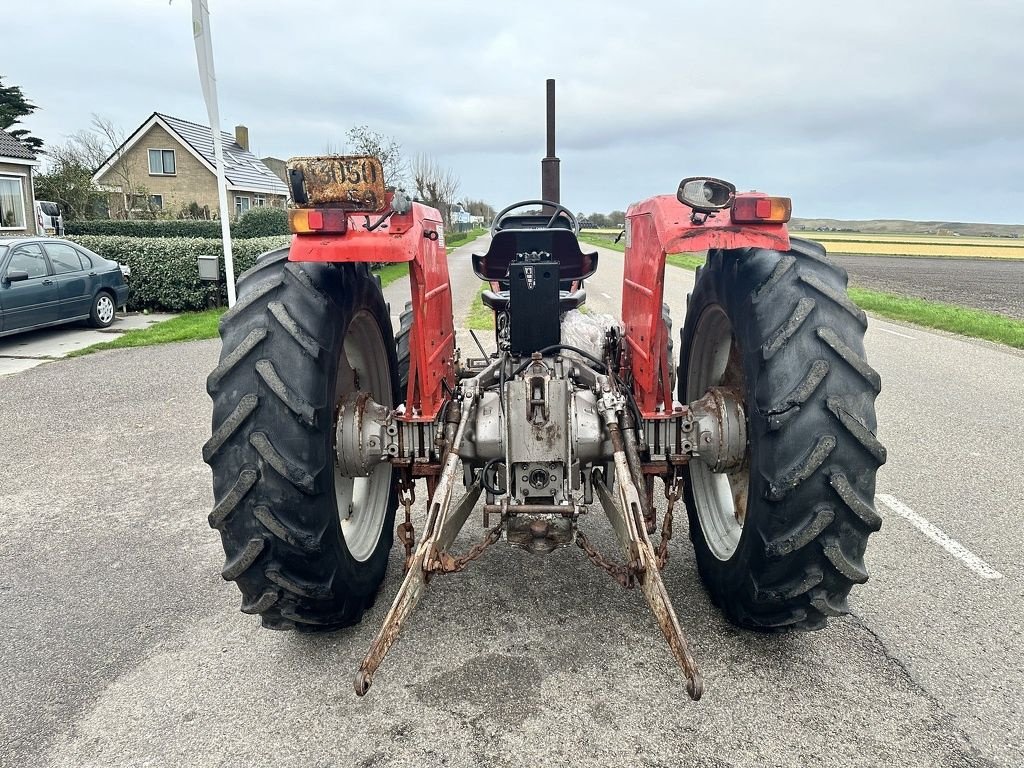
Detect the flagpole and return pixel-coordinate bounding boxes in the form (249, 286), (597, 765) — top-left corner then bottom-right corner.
(191, 0), (236, 307)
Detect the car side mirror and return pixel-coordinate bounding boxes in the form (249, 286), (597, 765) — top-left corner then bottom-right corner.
(3, 270), (29, 284)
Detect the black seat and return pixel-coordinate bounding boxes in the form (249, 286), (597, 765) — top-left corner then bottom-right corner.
(472, 228), (598, 288)
(481, 288), (587, 313)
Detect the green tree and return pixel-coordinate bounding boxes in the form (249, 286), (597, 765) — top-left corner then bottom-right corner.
(0, 75), (43, 153)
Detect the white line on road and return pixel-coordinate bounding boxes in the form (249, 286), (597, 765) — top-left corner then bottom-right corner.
(601, 292), (612, 299)
(877, 494), (1003, 580)
(876, 326), (916, 340)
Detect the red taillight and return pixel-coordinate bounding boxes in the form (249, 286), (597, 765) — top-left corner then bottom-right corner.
(731, 195), (792, 224)
(289, 207), (348, 234)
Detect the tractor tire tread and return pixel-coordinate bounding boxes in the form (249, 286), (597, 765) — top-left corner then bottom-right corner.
(680, 236), (885, 631)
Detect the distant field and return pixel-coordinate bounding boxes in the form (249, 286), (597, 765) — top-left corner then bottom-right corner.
(791, 231), (1024, 260)
(580, 227), (1024, 260)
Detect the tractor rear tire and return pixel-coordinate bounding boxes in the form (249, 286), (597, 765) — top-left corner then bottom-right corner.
(396, 300), (413, 397)
(204, 248), (400, 631)
(679, 238), (886, 631)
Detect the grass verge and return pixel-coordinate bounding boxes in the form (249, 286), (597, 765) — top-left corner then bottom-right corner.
(466, 283), (495, 330)
(66, 309), (225, 357)
(579, 232), (706, 271)
(374, 262), (408, 288)
(447, 227), (487, 253)
(847, 288), (1024, 349)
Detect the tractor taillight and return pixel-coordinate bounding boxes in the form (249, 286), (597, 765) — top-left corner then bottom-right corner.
(289, 207), (348, 234)
(730, 196), (792, 224)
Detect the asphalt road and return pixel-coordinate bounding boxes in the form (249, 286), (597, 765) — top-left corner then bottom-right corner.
(828, 253), (1024, 320)
(1, 236), (1021, 767)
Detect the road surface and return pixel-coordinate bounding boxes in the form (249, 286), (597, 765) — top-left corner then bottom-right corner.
(1, 235), (1020, 767)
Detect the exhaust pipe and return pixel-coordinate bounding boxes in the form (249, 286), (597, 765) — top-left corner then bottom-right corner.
(541, 78), (560, 208)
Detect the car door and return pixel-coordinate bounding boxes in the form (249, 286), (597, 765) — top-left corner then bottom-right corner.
(44, 241), (93, 320)
(1, 242), (60, 330)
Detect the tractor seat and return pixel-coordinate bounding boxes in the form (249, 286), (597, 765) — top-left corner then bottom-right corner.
(472, 228), (599, 288)
(481, 288), (587, 313)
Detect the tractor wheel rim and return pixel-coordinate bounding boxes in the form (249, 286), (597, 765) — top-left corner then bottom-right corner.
(334, 309), (393, 562)
(686, 304), (750, 561)
(97, 296), (114, 323)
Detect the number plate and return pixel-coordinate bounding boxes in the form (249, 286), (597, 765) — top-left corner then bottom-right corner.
(288, 155), (386, 211)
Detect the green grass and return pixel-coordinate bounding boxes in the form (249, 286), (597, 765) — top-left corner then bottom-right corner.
(847, 287), (1024, 349)
(66, 309), (226, 357)
(447, 227), (486, 253)
(579, 232), (706, 271)
(466, 283), (495, 330)
(374, 262), (408, 287)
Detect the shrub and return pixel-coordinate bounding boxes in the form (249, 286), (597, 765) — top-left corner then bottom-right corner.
(235, 206), (289, 238)
(68, 235), (291, 312)
(65, 219), (224, 238)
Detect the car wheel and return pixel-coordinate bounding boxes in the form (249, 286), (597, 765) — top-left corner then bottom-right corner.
(89, 292), (117, 328)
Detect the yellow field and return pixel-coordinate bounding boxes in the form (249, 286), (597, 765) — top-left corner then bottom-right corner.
(790, 231), (1024, 260)
(583, 228), (1024, 260)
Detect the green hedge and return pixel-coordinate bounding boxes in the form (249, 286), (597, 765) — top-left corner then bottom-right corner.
(65, 219), (224, 238)
(234, 206), (289, 238)
(65, 207), (290, 239)
(68, 235), (291, 312)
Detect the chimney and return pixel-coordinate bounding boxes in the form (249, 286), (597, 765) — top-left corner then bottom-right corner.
(234, 125), (249, 151)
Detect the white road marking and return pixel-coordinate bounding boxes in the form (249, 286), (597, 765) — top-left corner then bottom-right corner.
(877, 494), (1003, 580)
(876, 326), (916, 340)
(601, 292), (612, 299)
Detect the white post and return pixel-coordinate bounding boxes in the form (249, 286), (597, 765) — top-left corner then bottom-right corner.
(191, 0), (236, 307)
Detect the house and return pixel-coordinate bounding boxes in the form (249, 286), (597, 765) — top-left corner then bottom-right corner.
(0, 128), (38, 235)
(92, 112), (288, 218)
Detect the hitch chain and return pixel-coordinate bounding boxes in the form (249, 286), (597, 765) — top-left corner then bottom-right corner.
(431, 518), (505, 575)
(396, 474), (416, 572)
(576, 530), (635, 588)
(657, 473), (683, 570)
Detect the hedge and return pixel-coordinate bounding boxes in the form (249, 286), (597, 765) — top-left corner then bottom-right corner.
(234, 206), (289, 238)
(68, 235), (291, 312)
(65, 219), (224, 238)
(65, 207), (290, 239)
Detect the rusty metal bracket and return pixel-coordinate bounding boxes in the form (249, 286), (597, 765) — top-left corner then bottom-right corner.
(593, 382), (704, 701)
(354, 385), (477, 696)
(657, 472), (682, 569)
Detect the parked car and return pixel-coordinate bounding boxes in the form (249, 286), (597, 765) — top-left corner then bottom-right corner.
(0, 237), (129, 338)
(34, 201), (65, 236)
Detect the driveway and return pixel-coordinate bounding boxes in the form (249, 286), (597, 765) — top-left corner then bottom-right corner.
(0, 312), (176, 376)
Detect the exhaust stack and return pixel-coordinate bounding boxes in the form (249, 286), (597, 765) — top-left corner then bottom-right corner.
(541, 78), (560, 207)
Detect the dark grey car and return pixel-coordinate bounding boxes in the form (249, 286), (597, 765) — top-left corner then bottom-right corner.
(0, 237), (130, 338)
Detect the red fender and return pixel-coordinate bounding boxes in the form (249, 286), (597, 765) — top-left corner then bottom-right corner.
(289, 200), (456, 423)
(622, 194), (790, 418)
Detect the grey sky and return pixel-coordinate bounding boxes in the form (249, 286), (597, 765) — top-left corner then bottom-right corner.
(10, 0), (1023, 222)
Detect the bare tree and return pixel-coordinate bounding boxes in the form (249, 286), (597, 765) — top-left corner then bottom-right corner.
(410, 153), (460, 226)
(344, 125), (406, 189)
(89, 114), (153, 218)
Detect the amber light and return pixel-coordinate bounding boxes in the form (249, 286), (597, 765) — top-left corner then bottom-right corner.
(731, 195), (792, 224)
(289, 207), (348, 234)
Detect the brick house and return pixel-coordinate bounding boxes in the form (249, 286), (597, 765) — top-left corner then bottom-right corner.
(92, 112), (288, 218)
(0, 129), (38, 235)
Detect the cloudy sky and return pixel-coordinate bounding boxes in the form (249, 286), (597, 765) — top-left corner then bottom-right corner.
(8, 0), (1023, 222)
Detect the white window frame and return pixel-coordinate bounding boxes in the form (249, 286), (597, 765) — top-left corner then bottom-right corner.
(235, 195), (251, 215)
(148, 148), (177, 176)
(150, 194), (164, 211)
(253, 195), (266, 207)
(0, 175), (26, 230)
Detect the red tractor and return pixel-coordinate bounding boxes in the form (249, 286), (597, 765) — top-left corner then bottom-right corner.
(204, 103), (884, 701)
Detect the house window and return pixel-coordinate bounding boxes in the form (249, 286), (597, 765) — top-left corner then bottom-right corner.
(148, 148), (176, 175)
(150, 194), (163, 211)
(235, 196), (250, 215)
(0, 176), (25, 229)
(253, 195), (266, 207)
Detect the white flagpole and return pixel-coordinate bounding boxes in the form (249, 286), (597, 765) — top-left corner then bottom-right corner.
(191, 0), (236, 307)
